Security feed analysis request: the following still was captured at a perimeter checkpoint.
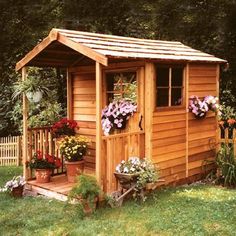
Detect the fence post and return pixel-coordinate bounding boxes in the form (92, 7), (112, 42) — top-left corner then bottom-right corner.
(17, 136), (21, 166)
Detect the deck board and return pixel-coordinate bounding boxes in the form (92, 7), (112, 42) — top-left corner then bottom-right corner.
(27, 168), (95, 200)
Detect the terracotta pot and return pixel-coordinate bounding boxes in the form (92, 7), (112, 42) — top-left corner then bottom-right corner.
(82, 197), (98, 215)
(11, 185), (24, 198)
(65, 160), (84, 183)
(35, 169), (52, 183)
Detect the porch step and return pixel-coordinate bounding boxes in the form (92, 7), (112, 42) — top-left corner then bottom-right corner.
(24, 183), (68, 201)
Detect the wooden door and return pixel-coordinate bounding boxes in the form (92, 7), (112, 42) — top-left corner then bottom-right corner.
(101, 67), (145, 192)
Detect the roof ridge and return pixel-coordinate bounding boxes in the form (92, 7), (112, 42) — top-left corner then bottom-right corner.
(54, 28), (182, 44)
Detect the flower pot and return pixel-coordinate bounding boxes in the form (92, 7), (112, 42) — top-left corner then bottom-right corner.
(35, 169), (52, 183)
(194, 112), (206, 119)
(26, 91), (43, 103)
(114, 172), (139, 189)
(65, 160), (84, 183)
(82, 197), (98, 215)
(11, 185), (24, 198)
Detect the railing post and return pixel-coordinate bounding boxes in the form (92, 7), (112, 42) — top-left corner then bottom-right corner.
(22, 67), (29, 180)
(233, 129), (236, 157)
(96, 62), (102, 187)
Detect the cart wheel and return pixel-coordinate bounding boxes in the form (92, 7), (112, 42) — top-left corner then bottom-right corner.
(109, 190), (123, 208)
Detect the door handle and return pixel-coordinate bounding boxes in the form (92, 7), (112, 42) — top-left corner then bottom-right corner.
(139, 115), (143, 131)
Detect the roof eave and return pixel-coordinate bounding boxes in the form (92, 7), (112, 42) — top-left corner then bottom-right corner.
(15, 29), (108, 71)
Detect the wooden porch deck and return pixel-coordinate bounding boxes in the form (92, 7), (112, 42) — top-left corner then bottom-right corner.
(25, 169), (95, 201)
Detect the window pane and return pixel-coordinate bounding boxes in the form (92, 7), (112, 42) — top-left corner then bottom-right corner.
(157, 88), (169, 107)
(106, 72), (137, 103)
(172, 68), (183, 86)
(106, 73), (115, 92)
(156, 67), (169, 87)
(171, 88), (182, 106)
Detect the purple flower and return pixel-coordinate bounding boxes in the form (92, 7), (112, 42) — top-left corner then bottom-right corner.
(101, 99), (137, 135)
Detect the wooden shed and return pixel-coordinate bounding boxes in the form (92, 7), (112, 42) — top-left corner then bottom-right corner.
(16, 28), (226, 196)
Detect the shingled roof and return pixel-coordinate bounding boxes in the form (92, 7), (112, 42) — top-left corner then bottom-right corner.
(16, 28), (226, 71)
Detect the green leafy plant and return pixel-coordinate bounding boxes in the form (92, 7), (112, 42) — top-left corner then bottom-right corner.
(12, 75), (50, 100)
(216, 144), (236, 187)
(69, 175), (101, 213)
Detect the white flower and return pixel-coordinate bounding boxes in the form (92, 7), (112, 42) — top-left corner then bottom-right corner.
(123, 167), (129, 173)
(116, 164), (121, 173)
(130, 167), (135, 172)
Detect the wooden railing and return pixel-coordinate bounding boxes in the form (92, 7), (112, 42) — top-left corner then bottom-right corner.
(101, 131), (145, 192)
(27, 127), (65, 178)
(219, 127), (236, 156)
(0, 136), (21, 166)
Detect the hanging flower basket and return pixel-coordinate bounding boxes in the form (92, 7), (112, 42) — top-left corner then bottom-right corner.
(188, 95), (219, 119)
(194, 112), (207, 120)
(113, 118), (127, 130)
(26, 91), (43, 103)
(101, 99), (137, 135)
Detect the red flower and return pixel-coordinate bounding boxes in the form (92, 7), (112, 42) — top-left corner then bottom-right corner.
(45, 154), (55, 164)
(54, 158), (62, 168)
(227, 119), (236, 125)
(36, 150), (43, 160)
(51, 118), (78, 136)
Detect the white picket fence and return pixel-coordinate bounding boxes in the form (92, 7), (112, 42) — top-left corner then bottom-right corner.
(0, 136), (21, 166)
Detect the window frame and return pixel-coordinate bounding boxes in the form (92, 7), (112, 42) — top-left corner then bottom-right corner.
(155, 64), (186, 111)
(104, 69), (139, 109)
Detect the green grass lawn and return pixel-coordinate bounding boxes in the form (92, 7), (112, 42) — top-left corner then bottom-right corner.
(1, 166), (236, 236)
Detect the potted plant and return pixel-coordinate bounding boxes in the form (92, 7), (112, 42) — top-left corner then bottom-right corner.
(52, 118), (78, 138)
(0, 176), (26, 198)
(59, 135), (90, 183)
(101, 99), (137, 135)
(115, 157), (159, 195)
(12, 75), (50, 103)
(68, 175), (101, 214)
(188, 95), (219, 119)
(28, 150), (62, 183)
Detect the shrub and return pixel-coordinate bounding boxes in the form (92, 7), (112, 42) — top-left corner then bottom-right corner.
(216, 144), (236, 187)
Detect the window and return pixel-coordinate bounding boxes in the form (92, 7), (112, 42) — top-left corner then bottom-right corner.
(106, 72), (137, 103)
(156, 66), (184, 107)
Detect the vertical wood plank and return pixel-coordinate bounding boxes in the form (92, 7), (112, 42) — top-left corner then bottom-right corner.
(67, 68), (72, 119)
(22, 67), (29, 179)
(185, 64), (189, 177)
(144, 62), (154, 159)
(216, 64), (220, 152)
(17, 136), (21, 166)
(96, 62), (102, 186)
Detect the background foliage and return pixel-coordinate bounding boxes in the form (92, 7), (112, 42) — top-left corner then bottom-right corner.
(0, 0), (235, 136)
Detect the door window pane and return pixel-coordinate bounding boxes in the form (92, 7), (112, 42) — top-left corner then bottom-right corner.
(106, 72), (137, 104)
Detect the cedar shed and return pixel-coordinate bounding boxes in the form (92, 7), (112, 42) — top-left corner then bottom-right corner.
(16, 28), (226, 193)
